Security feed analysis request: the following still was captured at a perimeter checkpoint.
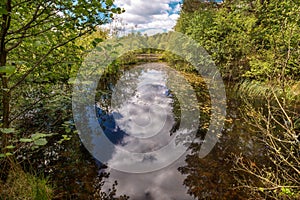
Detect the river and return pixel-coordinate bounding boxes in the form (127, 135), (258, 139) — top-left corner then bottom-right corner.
(82, 62), (263, 199)
(36, 61), (266, 199)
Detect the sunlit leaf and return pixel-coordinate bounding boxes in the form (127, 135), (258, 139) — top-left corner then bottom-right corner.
(0, 128), (15, 134)
(31, 133), (48, 140)
(31, 133), (55, 140)
(105, 0), (113, 7)
(5, 145), (15, 149)
(33, 138), (47, 146)
(0, 65), (16, 74)
(19, 138), (33, 143)
(5, 152), (13, 156)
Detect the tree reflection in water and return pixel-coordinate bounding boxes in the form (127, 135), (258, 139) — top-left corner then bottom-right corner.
(88, 62), (259, 199)
(179, 90), (264, 200)
(94, 63), (195, 199)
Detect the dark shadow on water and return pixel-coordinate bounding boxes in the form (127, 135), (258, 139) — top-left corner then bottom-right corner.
(96, 107), (128, 146)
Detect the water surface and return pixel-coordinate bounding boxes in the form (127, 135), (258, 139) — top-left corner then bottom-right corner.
(95, 63), (195, 199)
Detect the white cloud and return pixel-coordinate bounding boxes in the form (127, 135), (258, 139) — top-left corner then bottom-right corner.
(105, 0), (182, 36)
(101, 155), (192, 200)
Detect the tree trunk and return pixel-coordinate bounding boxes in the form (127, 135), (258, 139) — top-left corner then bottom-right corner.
(0, 0), (11, 128)
(0, 51), (10, 128)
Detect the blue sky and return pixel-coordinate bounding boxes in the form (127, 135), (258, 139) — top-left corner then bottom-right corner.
(104, 0), (183, 35)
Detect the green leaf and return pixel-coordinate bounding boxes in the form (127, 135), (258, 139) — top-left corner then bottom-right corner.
(0, 65), (16, 74)
(68, 77), (76, 84)
(20, 138), (33, 143)
(281, 187), (293, 195)
(2, 88), (9, 92)
(62, 135), (71, 140)
(116, 7), (122, 13)
(105, 0), (113, 7)
(0, 128), (15, 134)
(31, 146), (39, 150)
(5, 145), (15, 149)
(5, 152), (13, 157)
(34, 41), (42, 46)
(65, 127), (71, 133)
(96, 46), (103, 52)
(31, 132), (55, 140)
(33, 138), (47, 146)
(58, 135), (71, 144)
(0, 152), (13, 158)
(31, 133), (47, 140)
(0, 7), (8, 15)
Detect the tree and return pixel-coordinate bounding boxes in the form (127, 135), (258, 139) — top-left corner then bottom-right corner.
(175, 0), (300, 199)
(232, 87), (300, 199)
(0, 0), (123, 155)
(244, 0), (300, 82)
(0, 0), (122, 128)
(176, 0), (300, 81)
(176, 0), (255, 80)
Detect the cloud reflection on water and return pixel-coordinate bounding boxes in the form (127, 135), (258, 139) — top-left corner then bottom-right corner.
(95, 64), (194, 199)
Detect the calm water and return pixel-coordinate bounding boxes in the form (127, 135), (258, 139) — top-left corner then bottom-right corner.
(15, 62), (265, 199)
(95, 63), (194, 199)
(90, 63), (261, 199)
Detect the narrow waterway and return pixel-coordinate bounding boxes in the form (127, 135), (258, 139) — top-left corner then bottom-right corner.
(95, 63), (194, 199)
(32, 61), (267, 199)
(90, 62), (262, 199)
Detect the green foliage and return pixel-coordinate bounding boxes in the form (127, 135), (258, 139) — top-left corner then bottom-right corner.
(236, 80), (300, 105)
(280, 187), (295, 197)
(0, 128), (15, 134)
(176, 1), (253, 80)
(0, 131), (57, 159)
(0, 0), (115, 145)
(0, 0), (117, 197)
(0, 65), (16, 74)
(232, 84), (300, 199)
(23, 133), (54, 148)
(0, 166), (53, 200)
(176, 0), (300, 81)
(244, 0), (300, 81)
(177, 1), (300, 199)
(0, 0), (119, 127)
(0, 152), (13, 158)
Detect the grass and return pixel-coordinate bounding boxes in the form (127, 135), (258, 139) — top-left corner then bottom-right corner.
(235, 80), (300, 104)
(0, 164), (53, 200)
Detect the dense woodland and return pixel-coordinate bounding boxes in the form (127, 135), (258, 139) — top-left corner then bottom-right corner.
(175, 1), (300, 199)
(0, 0), (299, 199)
